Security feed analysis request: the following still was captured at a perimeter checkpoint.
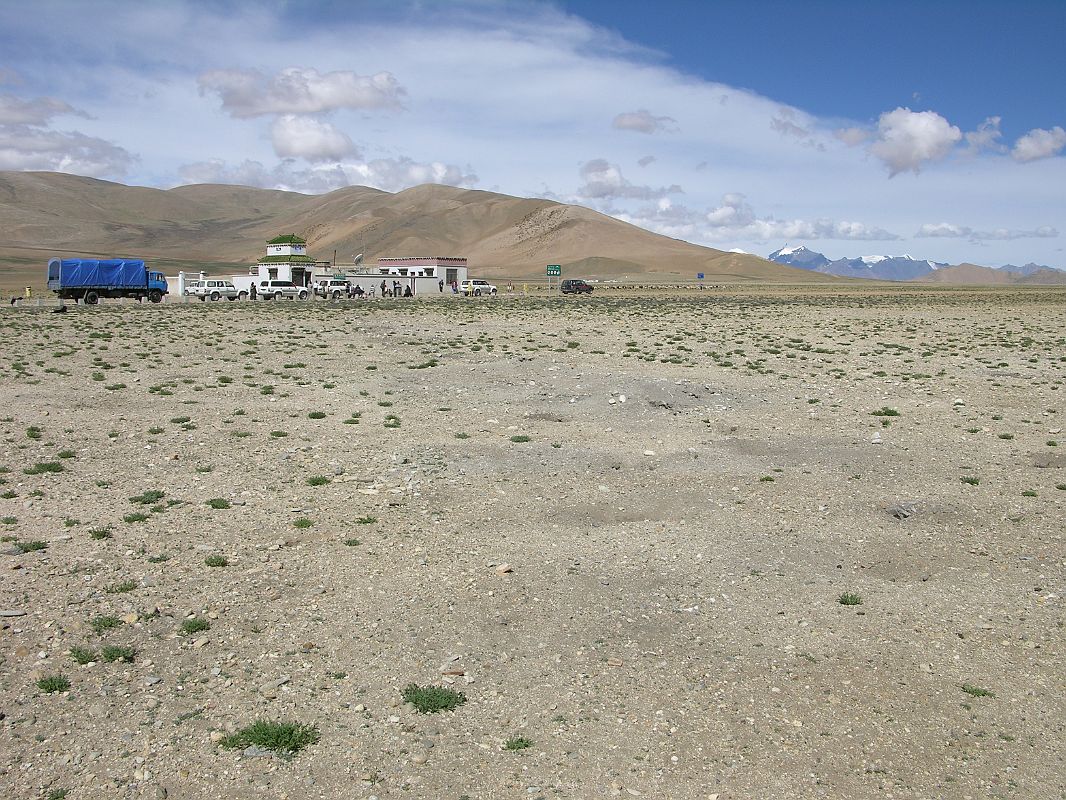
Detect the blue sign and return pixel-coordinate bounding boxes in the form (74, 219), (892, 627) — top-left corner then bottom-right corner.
(697, 272), (704, 280)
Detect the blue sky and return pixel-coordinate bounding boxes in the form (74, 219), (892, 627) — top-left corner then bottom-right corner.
(1, 0), (1063, 267)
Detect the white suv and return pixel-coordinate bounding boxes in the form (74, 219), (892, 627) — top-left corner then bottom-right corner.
(314, 279), (351, 299)
(260, 280), (309, 300)
(461, 279), (497, 296)
(186, 279), (240, 301)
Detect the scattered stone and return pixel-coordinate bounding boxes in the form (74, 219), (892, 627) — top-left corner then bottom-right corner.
(886, 501), (917, 520)
(495, 563), (513, 574)
(0, 609), (26, 617)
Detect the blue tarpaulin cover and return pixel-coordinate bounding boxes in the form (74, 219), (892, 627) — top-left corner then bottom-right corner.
(47, 258), (147, 289)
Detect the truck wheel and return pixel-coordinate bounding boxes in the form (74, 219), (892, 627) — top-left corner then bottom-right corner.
(474, 289), (482, 296)
(227, 295), (236, 301)
(298, 290), (309, 300)
(331, 290), (341, 300)
(238, 291), (248, 301)
(83, 291), (99, 305)
(210, 291), (220, 301)
(148, 289), (162, 304)
(274, 292), (283, 301)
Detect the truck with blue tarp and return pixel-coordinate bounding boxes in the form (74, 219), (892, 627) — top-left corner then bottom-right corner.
(47, 258), (168, 305)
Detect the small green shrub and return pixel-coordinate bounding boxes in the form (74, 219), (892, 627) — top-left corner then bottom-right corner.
(205, 555), (229, 567)
(89, 526), (113, 540)
(293, 518), (313, 529)
(206, 498), (231, 509)
(510, 435), (532, 443)
(180, 617), (210, 636)
(838, 592), (862, 606)
(961, 683), (994, 698)
(101, 645), (136, 663)
(870, 407), (900, 417)
(402, 683), (466, 714)
(24, 462), (64, 475)
(15, 540), (47, 552)
(505, 736), (534, 751)
(37, 674), (70, 693)
(355, 515), (377, 524)
(344, 538), (361, 547)
(129, 490), (165, 504)
(306, 476), (331, 486)
(106, 580), (137, 594)
(69, 646), (98, 665)
(123, 512), (149, 523)
(90, 615), (121, 634)
(308, 411), (326, 419)
(57, 450), (76, 459)
(219, 720), (320, 756)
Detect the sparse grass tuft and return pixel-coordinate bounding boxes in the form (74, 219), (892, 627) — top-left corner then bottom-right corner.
(180, 617), (210, 636)
(219, 720), (320, 756)
(15, 539), (47, 552)
(24, 461), (64, 475)
(838, 592), (862, 606)
(37, 674), (70, 693)
(505, 736), (534, 751)
(402, 683), (466, 714)
(293, 518), (313, 529)
(129, 489), (165, 504)
(206, 498), (231, 509)
(101, 645), (136, 663)
(69, 646), (98, 665)
(106, 580), (137, 594)
(510, 435), (532, 443)
(961, 683), (994, 698)
(306, 476), (331, 486)
(90, 615), (121, 634)
(961, 476), (981, 486)
(205, 555), (229, 567)
(89, 526), (113, 540)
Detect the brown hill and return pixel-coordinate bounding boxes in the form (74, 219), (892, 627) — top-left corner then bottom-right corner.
(0, 171), (837, 290)
(916, 263), (1066, 286)
(917, 263), (1017, 285)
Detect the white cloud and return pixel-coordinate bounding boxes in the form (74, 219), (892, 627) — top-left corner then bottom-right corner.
(916, 222), (1058, 240)
(177, 155), (477, 194)
(834, 127), (871, 146)
(1011, 126), (1066, 162)
(577, 158), (681, 200)
(867, 107), (962, 176)
(0, 93), (85, 125)
(637, 155), (655, 167)
(611, 109), (677, 134)
(198, 67), (405, 118)
(0, 124), (134, 177)
(271, 115), (356, 162)
(617, 195), (899, 244)
(963, 116), (1005, 155)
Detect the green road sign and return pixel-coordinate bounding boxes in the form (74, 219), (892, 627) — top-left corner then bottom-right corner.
(546, 264), (561, 276)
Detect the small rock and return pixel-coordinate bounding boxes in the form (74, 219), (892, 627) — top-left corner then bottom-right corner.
(242, 745), (273, 759)
(145, 676), (162, 686)
(607, 657), (623, 667)
(643, 450), (655, 456)
(0, 609), (26, 617)
(121, 613), (139, 625)
(886, 502), (917, 520)
(209, 731), (225, 744)
(495, 563), (513, 574)
(871, 432), (882, 444)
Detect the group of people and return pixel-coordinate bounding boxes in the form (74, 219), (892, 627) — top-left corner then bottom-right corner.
(372, 279), (413, 298)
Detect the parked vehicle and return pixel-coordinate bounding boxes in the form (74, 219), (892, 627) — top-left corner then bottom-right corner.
(314, 278), (351, 299)
(561, 279), (594, 294)
(185, 279), (240, 301)
(47, 258), (168, 304)
(461, 279), (498, 296)
(259, 280), (309, 300)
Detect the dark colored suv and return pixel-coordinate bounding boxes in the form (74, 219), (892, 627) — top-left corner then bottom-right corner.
(561, 279), (593, 294)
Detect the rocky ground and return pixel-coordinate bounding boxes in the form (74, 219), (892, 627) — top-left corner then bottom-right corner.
(0, 288), (1063, 800)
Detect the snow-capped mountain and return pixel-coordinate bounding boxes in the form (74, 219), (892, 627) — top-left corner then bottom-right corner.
(999, 262), (1064, 276)
(768, 247), (947, 280)
(767, 245), (830, 269)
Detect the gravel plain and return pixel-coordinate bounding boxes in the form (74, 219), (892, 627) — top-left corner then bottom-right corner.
(0, 288), (1064, 800)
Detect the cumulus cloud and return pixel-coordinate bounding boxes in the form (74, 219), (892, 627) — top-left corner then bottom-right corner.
(1011, 126), (1066, 162)
(834, 126), (870, 146)
(867, 107), (962, 176)
(0, 123), (134, 177)
(198, 67), (405, 118)
(611, 109), (677, 134)
(577, 158), (681, 200)
(770, 108), (809, 139)
(0, 93), (86, 125)
(963, 116), (1005, 155)
(271, 115), (356, 162)
(916, 222), (1058, 240)
(177, 155), (477, 194)
(617, 195), (899, 244)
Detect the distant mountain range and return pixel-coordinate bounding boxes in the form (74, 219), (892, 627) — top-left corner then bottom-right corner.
(768, 245), (1065, 283)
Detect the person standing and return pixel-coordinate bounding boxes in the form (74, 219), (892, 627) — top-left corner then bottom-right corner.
(249, 282), (257, 301)
(438, 279), (444, 293)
